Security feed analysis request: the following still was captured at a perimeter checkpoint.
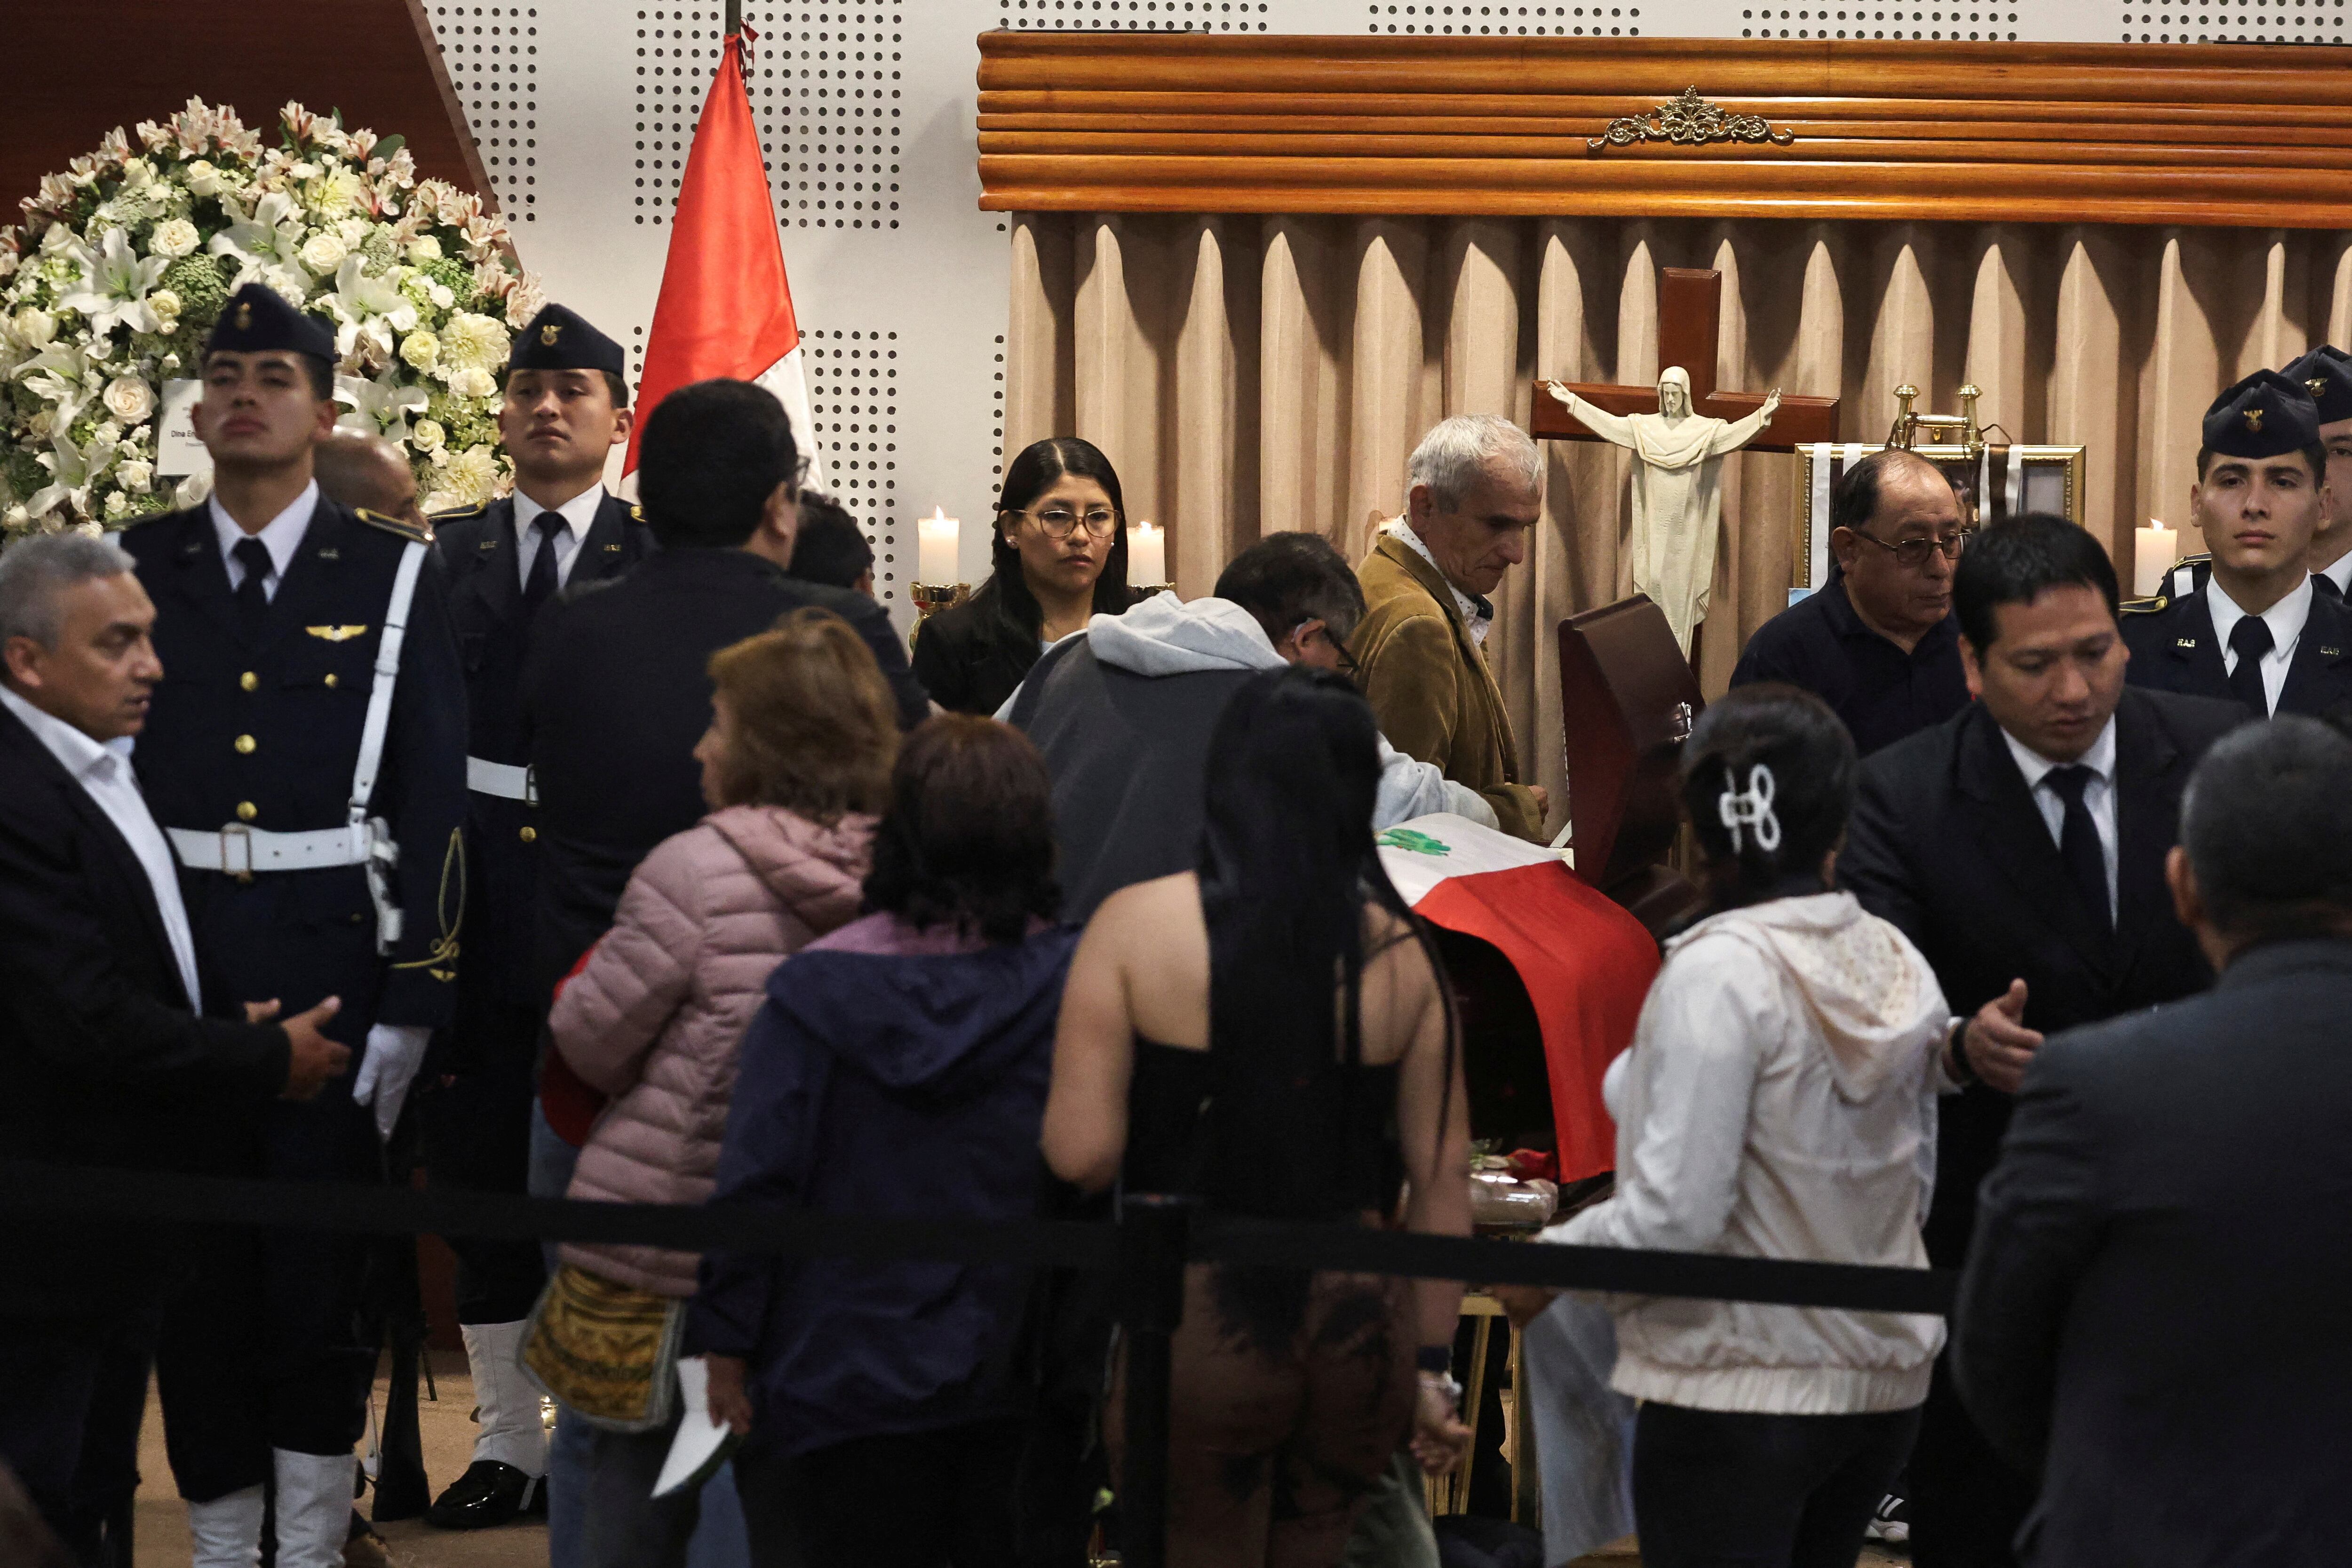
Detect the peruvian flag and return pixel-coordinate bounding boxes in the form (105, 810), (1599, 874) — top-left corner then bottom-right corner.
(624, 27), (825, 489)
(1377, 814), (1659, 1183)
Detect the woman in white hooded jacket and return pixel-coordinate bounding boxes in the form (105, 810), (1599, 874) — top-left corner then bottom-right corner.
(1543, 684), (1953, 1568)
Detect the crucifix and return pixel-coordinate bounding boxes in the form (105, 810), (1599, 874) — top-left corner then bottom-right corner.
(1532, 267), (1840, 656)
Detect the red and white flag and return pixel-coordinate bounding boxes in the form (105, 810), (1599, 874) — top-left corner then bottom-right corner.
(625, 28), (824, 490)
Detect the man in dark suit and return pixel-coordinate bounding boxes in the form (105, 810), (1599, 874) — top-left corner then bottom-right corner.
(518, 374), (927, 1548)
(2123, 370), (2352, 718)
(417, 305), (655, 1531)
(1956, 714), (2352, 1567)
(1840, 513), (2244, 1568)
(0, 533), (346, 1564)
(121, 284), (469, 1568)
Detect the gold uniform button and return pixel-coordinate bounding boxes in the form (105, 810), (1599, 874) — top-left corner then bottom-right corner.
(519, 826), (538, 844)
(324, 673), (338, 689)
(234, 734), (256, 755)
(239, 671), (258, 692)
(236, 801), (257, 822)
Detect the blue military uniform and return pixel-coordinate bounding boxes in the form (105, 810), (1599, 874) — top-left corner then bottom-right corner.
(2123, 369), (2351, 720)
(128, 286), (468, 1511)
(418, 303), (656, 1528)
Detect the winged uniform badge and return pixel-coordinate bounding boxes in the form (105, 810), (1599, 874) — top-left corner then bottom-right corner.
(305, 625), (369, 642)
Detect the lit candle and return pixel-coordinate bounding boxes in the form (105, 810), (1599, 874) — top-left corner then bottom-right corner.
(1128, 520), (1167, 588)
(917, 507), (959, 586)
(2134, 518), (2179, 597)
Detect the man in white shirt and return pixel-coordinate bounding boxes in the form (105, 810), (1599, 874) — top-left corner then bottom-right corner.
(2123, 369), (2352, 719)
(0, 533), (346, 1564)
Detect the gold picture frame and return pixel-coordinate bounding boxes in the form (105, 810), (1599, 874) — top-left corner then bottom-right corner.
(1793, 442), (2087, 592)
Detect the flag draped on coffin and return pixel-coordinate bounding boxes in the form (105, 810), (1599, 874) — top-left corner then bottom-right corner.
(1376, 814), (1658, 1183)
(626, 28), (825, 490)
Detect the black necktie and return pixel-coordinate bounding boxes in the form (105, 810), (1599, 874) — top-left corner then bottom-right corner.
(232, 538), (274, 634)
(2043, 764), (2113, 939)
(2314, 573), (2344, 606)
(521, 513), (565, 612)
(2226, 613), (2275, 717)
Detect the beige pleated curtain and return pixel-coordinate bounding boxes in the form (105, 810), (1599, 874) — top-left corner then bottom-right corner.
(1005, 213), (2352, 819)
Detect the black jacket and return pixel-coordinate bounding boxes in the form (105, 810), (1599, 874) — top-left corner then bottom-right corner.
(433, 493), (654, 1025)
(911, 595), (1048, 717)
(2121, 578), (2352, 720)
(521, 547), (929, 992)
(1838, 687), (2245, 1265)
(1955, 938), (2352, 1567)
(0, 703), (287, 1313)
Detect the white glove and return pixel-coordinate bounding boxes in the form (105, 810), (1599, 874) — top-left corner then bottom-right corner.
(353, 1022), (430, 1143)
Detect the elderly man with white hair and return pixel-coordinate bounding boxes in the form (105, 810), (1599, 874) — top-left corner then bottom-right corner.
(1351, 413), (1550, 841)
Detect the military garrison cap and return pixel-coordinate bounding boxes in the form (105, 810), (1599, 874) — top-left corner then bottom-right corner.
(2203, 368), (2321, 461)
(2284, 345), (2352, 428)
(508, 303), (625, 379)
(205, 282), (336, 363)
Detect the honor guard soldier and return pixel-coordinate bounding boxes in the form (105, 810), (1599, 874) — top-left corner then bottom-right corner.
(2286, 344), (2352, 603)
(124, 283), (468, 1568)
(2123, 369), (2352, 720)
(419, 303), (653, 1530)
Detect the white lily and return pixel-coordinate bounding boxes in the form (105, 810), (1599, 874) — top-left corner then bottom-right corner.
(208, 190), (310, 287)
(56, 227), (170, 338)
(25, 427), (119, 520)
(324, 254), (420, 358)
(16, 342), (99, 428)
(335, 367), (429, 441)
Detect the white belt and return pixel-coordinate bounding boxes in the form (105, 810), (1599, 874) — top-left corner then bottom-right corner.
(467, 756), (537, 804)
(169, 821), (388, 876)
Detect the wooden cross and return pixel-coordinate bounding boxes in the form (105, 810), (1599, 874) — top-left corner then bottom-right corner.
(1529, 268), (1839, 450)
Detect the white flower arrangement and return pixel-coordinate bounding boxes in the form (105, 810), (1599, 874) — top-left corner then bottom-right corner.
(0, 98), (548, 535)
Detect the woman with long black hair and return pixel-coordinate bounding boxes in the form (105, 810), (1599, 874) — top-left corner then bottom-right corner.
(913, 437), (1145, 716)
(1042, 666), (1473, 1568)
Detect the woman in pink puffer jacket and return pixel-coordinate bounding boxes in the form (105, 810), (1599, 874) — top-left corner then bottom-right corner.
(544, 608), (901, 1563)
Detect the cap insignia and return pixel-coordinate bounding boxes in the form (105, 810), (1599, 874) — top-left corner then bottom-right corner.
(234, 302), (253, 329)
(2246, 406), (2265, 432)
(2311, 378), (2330, 396)
(541, 323), (561, 346)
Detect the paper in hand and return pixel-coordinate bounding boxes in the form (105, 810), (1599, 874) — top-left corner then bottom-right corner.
(652, 1355), (740, 1499)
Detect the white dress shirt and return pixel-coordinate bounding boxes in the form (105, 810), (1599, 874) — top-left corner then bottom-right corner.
(0, 685), (203, 1011)
(2206, 575), (2311, 716)
(2320, 553), (2352, 600)
(1388, 519), (1495, 647)
(211, 479), (320, 601)
(2002, 716), (2120, 919)
(513, 485), (605, 591)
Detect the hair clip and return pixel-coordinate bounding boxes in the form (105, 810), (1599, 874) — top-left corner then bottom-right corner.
(1718, 763), (1781, 855)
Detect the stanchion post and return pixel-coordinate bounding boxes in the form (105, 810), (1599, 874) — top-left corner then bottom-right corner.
(1118, 1193), (1193, 1568)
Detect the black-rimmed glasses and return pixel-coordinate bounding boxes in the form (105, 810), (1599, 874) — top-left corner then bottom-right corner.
(1849, 527), (1972, 571)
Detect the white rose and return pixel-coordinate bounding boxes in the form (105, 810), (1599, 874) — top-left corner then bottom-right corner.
(101, 376), (154, 425)
(398, 330), (439, 372)
(183, 159), (223, 196)
(96, 420), (123, 446)
(446, 366), (496, 400)
(116, 459), (153, 493)
(337, 216), (371, 244)
(173, 471), (212, 508)
(14, 307), (56, 349)
(105, 489), (131, 518)
(149, 218), (201, 259)
(428, 283), (454, 311)
(405, 234), (443, 264)
(149, 288), (182, 323)
(409, 417), (446, 454)
(298, 231), (348, 274)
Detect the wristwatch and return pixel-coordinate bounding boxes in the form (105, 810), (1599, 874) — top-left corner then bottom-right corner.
(1945, 1015), (1979, 1088)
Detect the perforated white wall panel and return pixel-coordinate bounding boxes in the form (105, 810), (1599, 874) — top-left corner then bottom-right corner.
(424, 0), (2337, 619)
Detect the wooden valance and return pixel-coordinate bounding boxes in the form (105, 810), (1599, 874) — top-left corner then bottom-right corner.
(975, 33), (2352, 229)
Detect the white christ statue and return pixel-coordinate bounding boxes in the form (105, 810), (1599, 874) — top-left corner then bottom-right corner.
(1547, 366), (1780, 656)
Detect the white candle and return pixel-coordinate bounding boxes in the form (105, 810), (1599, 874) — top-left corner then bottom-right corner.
(1128, 520), (1167, 588)
(2134, 519), (2179, 597)
(917, 506), (959, 586)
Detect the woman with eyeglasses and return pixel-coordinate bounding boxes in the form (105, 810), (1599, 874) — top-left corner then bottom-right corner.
(913, 437), (1145, 716)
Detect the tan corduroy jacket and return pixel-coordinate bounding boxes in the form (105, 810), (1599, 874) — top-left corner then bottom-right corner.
(1351, 531), (1546, 842)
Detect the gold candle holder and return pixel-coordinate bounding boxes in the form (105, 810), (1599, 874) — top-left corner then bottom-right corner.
(909, 581), (969, 649)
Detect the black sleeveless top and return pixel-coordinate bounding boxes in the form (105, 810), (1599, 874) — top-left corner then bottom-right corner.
(1123, 1039), (1406, 1220)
